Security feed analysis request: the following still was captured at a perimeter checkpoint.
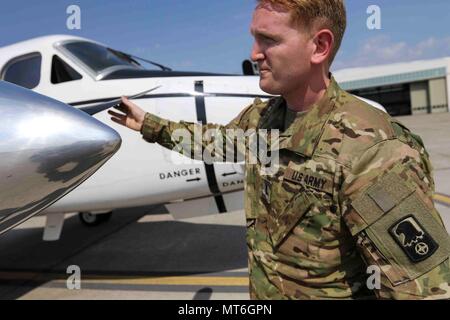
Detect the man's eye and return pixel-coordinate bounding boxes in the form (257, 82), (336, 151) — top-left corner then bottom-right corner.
(262, 36), (276, 44)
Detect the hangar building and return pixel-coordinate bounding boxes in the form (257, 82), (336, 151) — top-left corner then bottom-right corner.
(334, 57), (450, 116)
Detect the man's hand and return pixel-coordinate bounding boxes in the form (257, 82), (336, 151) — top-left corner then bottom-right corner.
(108, 97), (146, 132)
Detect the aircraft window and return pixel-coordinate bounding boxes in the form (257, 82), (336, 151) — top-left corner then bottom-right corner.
(62, 41), (141, 75)
(2, 53), (41, 89)
(51, 55), (82, 84)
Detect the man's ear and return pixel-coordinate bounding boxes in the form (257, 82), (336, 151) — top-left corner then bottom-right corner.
(310, 29), (334, 65)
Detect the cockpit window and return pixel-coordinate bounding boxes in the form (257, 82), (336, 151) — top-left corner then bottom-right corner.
(2, 53), (41, 89)
(51, 55), (82, 84)
(61, 41), (141, 77)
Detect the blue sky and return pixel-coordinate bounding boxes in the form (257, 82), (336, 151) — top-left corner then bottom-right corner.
(1, 0), (449, 74)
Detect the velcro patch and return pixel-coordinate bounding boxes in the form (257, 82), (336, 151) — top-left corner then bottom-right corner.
(389, 215), (439, 263)
(283, 166), (333, 194)
(368, 185), (396, 213)
(352, 170), (416, 231)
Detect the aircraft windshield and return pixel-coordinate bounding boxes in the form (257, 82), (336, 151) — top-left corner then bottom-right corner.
(61, 41), (142, 76)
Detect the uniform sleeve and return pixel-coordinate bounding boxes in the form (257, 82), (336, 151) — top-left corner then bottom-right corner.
(140, 100), (258, 162)
(340, 138), (450, 300)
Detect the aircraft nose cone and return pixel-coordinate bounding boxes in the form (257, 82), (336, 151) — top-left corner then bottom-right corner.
(0, 81), (121, 235)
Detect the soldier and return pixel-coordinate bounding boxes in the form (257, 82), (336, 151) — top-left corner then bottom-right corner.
(108, 0), (450, 299)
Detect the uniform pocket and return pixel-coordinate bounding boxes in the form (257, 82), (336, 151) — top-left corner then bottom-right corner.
(261, 160), (335, 248)
(267, 187), (315, 248)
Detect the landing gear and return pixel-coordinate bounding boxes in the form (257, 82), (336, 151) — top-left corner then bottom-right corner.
(78, 211), (112, 226)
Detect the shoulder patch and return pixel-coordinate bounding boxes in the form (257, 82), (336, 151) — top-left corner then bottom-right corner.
(389, 215), (439, 263)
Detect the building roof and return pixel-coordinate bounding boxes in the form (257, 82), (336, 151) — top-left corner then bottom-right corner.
(334, 57), (450, 90)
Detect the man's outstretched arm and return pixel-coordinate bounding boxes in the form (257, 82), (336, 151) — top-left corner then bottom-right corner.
(108, 96), (262, 162)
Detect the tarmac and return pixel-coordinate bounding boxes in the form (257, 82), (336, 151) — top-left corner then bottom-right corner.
(0, 112), (449, 300)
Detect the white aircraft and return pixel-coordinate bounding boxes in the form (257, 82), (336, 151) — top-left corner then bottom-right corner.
(0, 35), (386, 241)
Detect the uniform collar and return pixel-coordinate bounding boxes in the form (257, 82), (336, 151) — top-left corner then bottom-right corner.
(263, 76), (341, 157)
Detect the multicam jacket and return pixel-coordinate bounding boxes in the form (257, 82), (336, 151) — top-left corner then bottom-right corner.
(140, 77), (450, 300)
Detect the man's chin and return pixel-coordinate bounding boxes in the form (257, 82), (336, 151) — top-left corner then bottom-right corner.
(259, 80), (280, 95)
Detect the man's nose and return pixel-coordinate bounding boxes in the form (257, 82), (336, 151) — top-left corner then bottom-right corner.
(251, 42), (264, 62)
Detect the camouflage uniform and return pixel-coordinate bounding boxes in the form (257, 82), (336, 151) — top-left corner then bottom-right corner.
(141, 77), (450, 300)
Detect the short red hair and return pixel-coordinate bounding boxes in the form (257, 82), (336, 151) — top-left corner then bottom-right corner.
(256, 0), (347, 65)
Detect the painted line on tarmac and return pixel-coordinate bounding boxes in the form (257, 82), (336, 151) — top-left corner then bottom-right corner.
(43, 281), (250, 293)
(57, 275), (249, 286)
(433, 193), (450, 207)
(0, 271), (249, 289)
